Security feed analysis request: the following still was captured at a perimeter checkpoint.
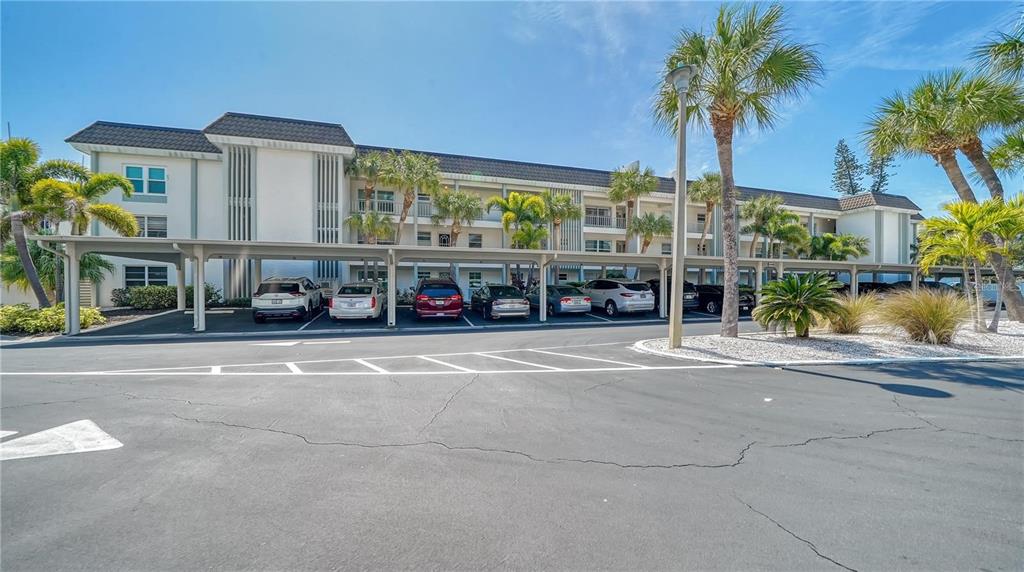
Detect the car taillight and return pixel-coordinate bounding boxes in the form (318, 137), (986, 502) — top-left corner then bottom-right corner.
(560, 297), (572, 303)
(451, 294), (462, 302)
(416, 294), (429, 301)
(522, 299), (529, 305)
(583, 297), (592, 303)
(620, 293), (634, 297)
(252, 292), (260, 298)
(370, 296), (377, 308)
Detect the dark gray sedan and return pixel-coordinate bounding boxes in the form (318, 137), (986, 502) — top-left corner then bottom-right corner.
(526, 285), (592, 315)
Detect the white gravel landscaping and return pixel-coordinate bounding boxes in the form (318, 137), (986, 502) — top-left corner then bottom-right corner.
(636, 322), (1024, 365)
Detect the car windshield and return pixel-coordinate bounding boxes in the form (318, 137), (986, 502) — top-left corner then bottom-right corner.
(489, 286), (522, 298)
(552, 286), (582, 296)
(698, 285), (723, 293)
(256, 283), (299, 295)
(338, 286), (373, 296)
(623, 283), (651, 291)
(421, 285), (459, 297)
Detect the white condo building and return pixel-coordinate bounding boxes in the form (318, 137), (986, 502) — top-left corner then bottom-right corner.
(10, 112), (925, 306)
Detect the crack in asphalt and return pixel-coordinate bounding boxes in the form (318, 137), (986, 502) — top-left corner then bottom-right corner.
(768, 425), (928, 449)
(420, 374), (479, 434)
(736, 497), (858, 571)
(1, 390), (228, 410)
(892, 395), (1024, 443)
(172, 413), (756, 470)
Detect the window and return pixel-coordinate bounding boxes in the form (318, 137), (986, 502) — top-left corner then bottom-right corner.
(356, 269), (385, 281)
(615, 240), (627, 253)
(585, 240), (611, 253)
(438, 271), (452, 279)
(135, 216), (168, 238)
(696, 213), (706, 224)
(125, 166), (166, 194)
(125, 265), (168, 287)
(417, 231), (432, 246)
(468, 234), (482, 248)
(438, 233), (451, 247)
(417, 270), (432, 280)
(469, 271), (482, 289)
(558, 273), (568, 281)
(661, 243), (672, 255)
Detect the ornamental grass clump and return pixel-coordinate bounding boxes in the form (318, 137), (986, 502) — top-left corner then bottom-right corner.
(878, 289), (970, 344)
(752, 272), (843, 338)
(829, 292), (879, 334)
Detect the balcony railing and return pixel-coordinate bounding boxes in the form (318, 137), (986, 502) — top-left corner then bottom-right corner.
(584, 215), (627, 229)
(687, 222), (709, 234)
(355, 199), (396, 214)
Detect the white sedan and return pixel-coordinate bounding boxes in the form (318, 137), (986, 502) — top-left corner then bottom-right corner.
(328, 282), (385, 320)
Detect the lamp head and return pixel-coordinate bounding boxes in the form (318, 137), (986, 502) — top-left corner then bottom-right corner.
(667, 64), (696, 92)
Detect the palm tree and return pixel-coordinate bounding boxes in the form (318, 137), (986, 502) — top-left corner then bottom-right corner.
(655, 3), (823, 337)
(989, 130), (1024, 175)
(752, 272), (844, 338)
(973, 20), (1024, 81)
(30, 173), (139, 236)
(541, 190), (582, 284)
(630, 213), (673, 254)
(1, 138), (89, 307)
(740, 195), (785, 258)
(918, 199), (1016, 331)
(807, 233), (871, 261)
(688, 172), (722, 255)
(381, 151), (440, 245)
(1, 238), (114, 302)
(486, 191), (546, 242)
(608, 164), (659, 248)
(346, 150), (387, 211)
(762, 211), (808, 259)
(985, 194), (1024, 332)
(511, 221), (549, 288)
(345, 211), (395, 280)
(430, 187), (483, 247)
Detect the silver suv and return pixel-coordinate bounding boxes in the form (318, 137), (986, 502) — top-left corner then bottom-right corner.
(581, 279), (656, 316)
(252, 277), (324, 322)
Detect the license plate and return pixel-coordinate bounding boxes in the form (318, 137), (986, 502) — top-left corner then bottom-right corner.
(741, 306), (749, 310)
(272, 299), (282, 305)
(344, 302), (357, 308)
(572, 298), (584, 304)
(433, 300), (444, 306)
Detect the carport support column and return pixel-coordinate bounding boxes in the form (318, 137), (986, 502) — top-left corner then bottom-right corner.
(387, 249), (397, 328)
(851, 265), (859, 298)
(252, 259), (262, 290)
(658, 262), (668, 319)
(755, 261), (763, 303)
(539, 255), (548, 322)
(176, 256), (187, 311)
(67, 242), (81, 335)
(194, 245), (206, 332)
(911, 267), (919, 292)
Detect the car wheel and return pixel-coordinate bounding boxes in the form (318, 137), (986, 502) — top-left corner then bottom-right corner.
(485, 305), (494, 320)
(605, 300), (618, 317)
(705, 300), (718, 314)
(547, 303), (556, 317)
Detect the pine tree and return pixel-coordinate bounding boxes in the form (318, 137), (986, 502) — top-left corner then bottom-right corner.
(831, 139), (865, 196)
(866, 153), (895, 194)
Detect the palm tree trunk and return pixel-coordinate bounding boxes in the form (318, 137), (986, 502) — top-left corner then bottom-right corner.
(699, 202), (713, 254)
(394, 191), (414, 245)
(713, 117), (739, 337)
(363, 184), (374, 210)
(11, 212), (51, 308)
(971, 260), (986, 332)
(988, 272), (1002, 333)
(934, 150), (978, 203)
(960, 138), (1003, 199)
(552, 223), (561, 285)
(962, 263), (975, 326)
(55, 257), (64, 303)
(989, 251), (1024, 322)
(747, 232), (760, 258)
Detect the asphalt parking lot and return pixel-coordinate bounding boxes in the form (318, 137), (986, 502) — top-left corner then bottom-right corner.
(81, 305), (741, 338)
(2, 323), (1021, 571)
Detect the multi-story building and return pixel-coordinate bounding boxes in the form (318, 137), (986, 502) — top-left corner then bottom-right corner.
(8, 112), (924, 306)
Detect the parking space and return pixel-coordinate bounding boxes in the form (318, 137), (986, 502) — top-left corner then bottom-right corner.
(81, 304), (736, 338)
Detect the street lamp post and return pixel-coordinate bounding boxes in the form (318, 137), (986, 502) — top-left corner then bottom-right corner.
(667, 64), (696, 349)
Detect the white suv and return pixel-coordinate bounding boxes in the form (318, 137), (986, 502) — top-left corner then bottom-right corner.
(252, 277), (324, 322)
(581, 279), (656, 316)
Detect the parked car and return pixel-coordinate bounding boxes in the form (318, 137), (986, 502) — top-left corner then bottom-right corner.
(646, 278), (700, 313)
(328, 282), (385, 320)
(471, 284), (530, 320)
(252, 276), (325, 322)
(857, 281), (895, 297)
(890, 280), (956, 293)
(414, 278), (464, 319)
(526, 284), (591, 315)
(693, 284), (756, 314)
(581, 279), (656, 316)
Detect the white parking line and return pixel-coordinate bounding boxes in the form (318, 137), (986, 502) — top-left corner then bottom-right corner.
(303, 340), (351, 345)
(285, 362), (303, 374)
(475, 352), (563, 370)
(210, 366), (222, 374)
(585, 313), (612, 322)
(528, 349), (647, 369)
(298, 310), (325, 331)
(354, 359), (389, 373)
(461, 315), (476, 327)
(418, 356), (477, 372)
(6, 364), (735, 377)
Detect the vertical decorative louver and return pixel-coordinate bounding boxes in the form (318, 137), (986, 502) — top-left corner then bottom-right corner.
(315, 153), (342, 284)
(225, 145), (255, 299)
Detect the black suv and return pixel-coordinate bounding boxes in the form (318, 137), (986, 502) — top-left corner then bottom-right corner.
(694, 284), (756, 314)
(646, 278), (700, 313)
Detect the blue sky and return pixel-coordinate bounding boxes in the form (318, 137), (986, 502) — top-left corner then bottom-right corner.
(3, 1), (1021, 216)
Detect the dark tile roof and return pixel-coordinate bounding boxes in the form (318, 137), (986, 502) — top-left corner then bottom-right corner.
(839, 192), (920, 211)
(65, 121), (222, 154)
(910, 213), (925, 221)
(204, 112), (354, 147)
(736, 186), (842, 211)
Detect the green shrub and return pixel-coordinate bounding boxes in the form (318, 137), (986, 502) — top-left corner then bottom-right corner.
(829, 292), (878, 335)
(753, 272), (843, 338)
(185, 284), (221, 309)
(878, 289), (969, 344)
(119, 283), (221, 310)
(110, 288), (131, 307)
(219, 297), (252, 308)
(0, 304), (106, 335)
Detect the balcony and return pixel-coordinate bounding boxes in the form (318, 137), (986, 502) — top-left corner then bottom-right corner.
(687, 222), (709, 234)
(355, 199), (396, 214)
(414, 201), (503, 223)
(584, 215), (627, 229)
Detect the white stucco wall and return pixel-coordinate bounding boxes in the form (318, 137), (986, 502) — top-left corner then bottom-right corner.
(836, 210), (876, 262)
(255, 148), (314, 243)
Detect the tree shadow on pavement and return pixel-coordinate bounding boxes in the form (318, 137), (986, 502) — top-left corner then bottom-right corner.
(780, 366), (955, 398)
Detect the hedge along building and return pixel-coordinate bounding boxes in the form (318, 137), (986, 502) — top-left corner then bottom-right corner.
(4, 111), (926, 308)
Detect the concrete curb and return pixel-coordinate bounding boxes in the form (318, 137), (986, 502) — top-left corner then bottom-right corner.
(631, 339), (1024, 367)
(84, 309), (181, 334)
